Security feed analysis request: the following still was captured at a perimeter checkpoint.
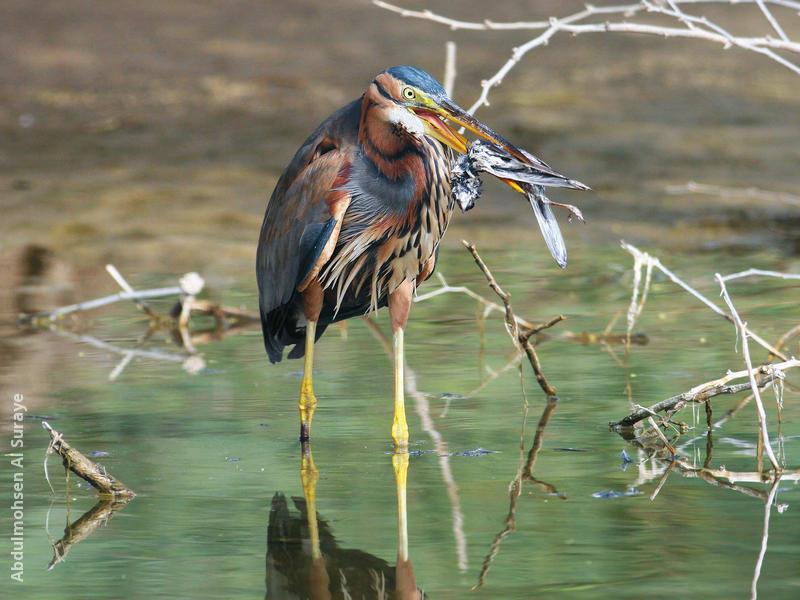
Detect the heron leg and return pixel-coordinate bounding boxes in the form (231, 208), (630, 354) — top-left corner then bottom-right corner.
(391, 327), (408, 446)
(388, 279), (414, 448)
(299, 283), (323, 441)
(299, 321), (317, 441)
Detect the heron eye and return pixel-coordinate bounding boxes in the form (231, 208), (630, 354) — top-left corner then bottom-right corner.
(402, 87), (415, 100)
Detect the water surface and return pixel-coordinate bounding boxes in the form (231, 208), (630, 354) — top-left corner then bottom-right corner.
(4, 242), (799, 599)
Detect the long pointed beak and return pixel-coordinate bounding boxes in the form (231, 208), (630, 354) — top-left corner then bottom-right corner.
(434, 98), (531, 163)
(413, 98), (536, 195)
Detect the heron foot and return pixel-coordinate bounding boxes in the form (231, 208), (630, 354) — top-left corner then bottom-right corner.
(391, 413), (409, 449)
(298, 379), (317, 442)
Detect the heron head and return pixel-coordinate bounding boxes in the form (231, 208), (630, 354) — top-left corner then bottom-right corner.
(377, 66), (538, 193)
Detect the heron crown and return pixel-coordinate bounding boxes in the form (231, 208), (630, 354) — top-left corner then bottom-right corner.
(384, 66), (447, 99)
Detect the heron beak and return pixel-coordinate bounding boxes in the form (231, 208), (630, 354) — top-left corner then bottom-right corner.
(434, 97), (535, 163)
(414, 97), (533, 195)
(413, 108), (468, 154)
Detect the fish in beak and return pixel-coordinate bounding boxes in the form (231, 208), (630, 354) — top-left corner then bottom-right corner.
(412, 97), (589, 194)
(411, 94), (589, 269)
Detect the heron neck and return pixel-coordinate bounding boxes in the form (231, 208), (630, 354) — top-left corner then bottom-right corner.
(358, 91), (423, 182)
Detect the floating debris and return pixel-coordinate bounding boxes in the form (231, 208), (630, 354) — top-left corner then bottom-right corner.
(451, 447), (500, 457)
(620, 449), (633, 471)
(591, 487), (641, 499)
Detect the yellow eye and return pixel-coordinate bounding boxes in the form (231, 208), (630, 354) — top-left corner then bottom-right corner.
(402, 87), (415, 100)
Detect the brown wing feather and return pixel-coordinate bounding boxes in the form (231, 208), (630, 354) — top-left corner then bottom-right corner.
(257, 150), (350, 312)
(296, 164), (352, 292)
(256, 98), (361, 314)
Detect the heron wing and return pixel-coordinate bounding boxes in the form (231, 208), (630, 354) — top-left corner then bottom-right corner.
(257, 148), (354, 313)
(256, 99), (362, 315)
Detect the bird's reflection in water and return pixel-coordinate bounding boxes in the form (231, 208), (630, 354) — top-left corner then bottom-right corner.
(266, 441), (422, 599)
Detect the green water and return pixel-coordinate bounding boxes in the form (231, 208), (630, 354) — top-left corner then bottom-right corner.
(3, 241), (798, 599)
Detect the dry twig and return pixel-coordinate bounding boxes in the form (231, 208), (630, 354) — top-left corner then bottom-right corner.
(715, 274), (782, 472)
(611, 364), (795, 427)
(621, 241), (788, 360)
(462, 240), (559, 397)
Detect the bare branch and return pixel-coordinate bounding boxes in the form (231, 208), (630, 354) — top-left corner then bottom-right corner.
(443, 41), (457, 97)
(755, 0), (790, 42)
(414, 272), (538, 330)
(720, 268), (800, 282)
(716, 274), (782, 472)
(105, 264), (159, 317)
(462, 240), (559, 397)
(375, 1), (800, 116)
(19, 285), (183, 323)
(611, 365), (795, 427)
(621, 241), (789, 361)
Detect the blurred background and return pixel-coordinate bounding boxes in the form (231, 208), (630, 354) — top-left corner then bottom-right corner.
(2, 1), (799, 598)
(2, 0), (799, 280)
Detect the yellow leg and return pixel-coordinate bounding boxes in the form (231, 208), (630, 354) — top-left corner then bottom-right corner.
(299, 320), (317, 441)
(392, 449), (410, 563)
(300, 441), (322, 561)
(391, 327), (409, 448)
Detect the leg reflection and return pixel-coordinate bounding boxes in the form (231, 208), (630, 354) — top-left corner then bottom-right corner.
(265, 441), (330, 600)
(265, 442), (423, 599)
(393, 446), (421, 600)
(301, 440), (330, 599)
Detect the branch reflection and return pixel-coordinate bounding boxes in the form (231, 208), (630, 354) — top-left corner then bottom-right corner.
(620, 431), (795, 600)
(47, 497), (132, 570)
(474, 394), (565, 590)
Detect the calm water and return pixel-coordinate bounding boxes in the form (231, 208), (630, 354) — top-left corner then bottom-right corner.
(3, 241), (799, 599)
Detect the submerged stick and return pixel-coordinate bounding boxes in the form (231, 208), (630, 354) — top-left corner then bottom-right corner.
(43, 422), (135, 497)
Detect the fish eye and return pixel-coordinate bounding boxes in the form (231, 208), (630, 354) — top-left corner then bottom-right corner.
(402, 87), (415, 100)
